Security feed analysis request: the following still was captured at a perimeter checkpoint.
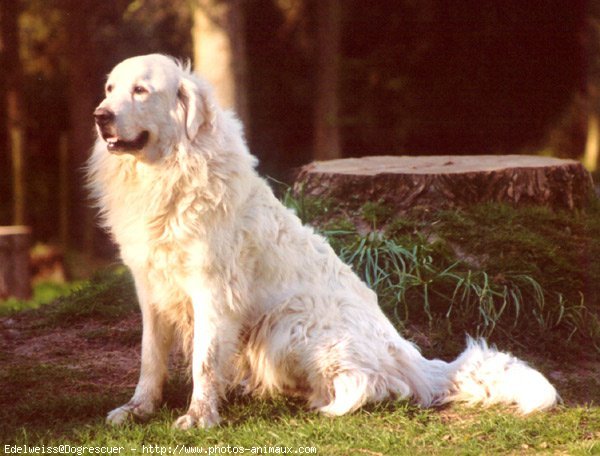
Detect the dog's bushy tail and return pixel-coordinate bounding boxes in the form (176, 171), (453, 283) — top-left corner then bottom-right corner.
(437, 337), (558, 413)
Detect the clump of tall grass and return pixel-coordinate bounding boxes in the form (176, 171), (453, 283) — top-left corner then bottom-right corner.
(325, 228), (520, 336)
(323, 226), (599, 348)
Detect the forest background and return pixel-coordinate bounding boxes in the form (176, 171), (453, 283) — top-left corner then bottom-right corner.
(1, 0), (598, 259)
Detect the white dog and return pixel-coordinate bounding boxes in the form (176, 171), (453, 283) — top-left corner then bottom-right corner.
(87, 54), (558, 429)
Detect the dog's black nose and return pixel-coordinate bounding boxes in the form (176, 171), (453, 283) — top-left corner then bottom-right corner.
(93, 107), (115, 126)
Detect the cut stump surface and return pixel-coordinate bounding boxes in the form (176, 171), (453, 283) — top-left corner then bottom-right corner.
(294, 155), (594, 211)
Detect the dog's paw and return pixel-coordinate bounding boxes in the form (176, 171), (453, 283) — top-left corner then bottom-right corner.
(172, 410), (221, 430)
(172, 414), (197, 430)
(106, 405), (133, 426)
(106, 401), (154, 426)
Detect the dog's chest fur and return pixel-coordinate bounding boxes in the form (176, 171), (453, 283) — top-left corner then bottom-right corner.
(91, 146), (263, 316)
(99, 156), (217, 298)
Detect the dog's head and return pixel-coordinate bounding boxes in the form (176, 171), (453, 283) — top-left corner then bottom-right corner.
(94, 54), (216, 162)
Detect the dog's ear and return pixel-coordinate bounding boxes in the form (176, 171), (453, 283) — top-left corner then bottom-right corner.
(177, 76), (216, 140)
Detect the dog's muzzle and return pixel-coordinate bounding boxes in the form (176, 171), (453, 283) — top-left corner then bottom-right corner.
(93, 107), (150, 153)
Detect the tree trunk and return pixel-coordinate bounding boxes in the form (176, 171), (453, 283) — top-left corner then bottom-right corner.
(1, 0), (26, 225)
(63, 0), (100, 254)
(192, 0), (249, 128)
(9, 122), (25, 225)
(295, 155), (594, 212)
(583, 112), (599, 172)
(59, 133), (69, 250)
(313, 0), (342, 161)
(0, 226), (31, 300)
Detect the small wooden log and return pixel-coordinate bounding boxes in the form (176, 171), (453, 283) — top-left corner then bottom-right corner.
(294, 155), (594, 211)
(0, 226), (32, 300)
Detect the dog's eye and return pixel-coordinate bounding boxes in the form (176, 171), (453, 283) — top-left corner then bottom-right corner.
(133, 85), (148, 95)
(106, 84), (113, 94)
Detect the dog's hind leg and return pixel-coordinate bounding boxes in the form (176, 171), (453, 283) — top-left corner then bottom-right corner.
(107, 273), (174, 425)
(317, 371), (370, 416)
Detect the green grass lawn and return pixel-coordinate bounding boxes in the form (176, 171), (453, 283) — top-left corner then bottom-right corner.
(1, 200), (600, 454)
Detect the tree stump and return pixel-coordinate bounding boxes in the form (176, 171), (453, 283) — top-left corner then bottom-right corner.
(0, 226), (32, 300)
(294, 155), (594, 212)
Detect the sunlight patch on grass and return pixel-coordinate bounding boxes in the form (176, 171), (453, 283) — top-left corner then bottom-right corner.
(0, 280), (85, 316)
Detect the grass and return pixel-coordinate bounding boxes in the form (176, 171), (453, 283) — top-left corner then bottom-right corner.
(41, 267), (138, 325)
(1, 360), (599, 455)
(0, 280), (84, 316)
(1, 194), (600, 452)
(430, 201), (600, 351)
(2, 395), (600, 454)
(323, 224), (600, 353)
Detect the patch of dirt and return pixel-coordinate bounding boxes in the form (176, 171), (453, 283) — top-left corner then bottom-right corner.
(1, 311), (598, 408)
(1, 312), (143, 392)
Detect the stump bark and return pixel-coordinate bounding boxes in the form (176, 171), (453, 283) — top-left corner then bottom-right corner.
(0, 226), (31, 300)
(294, 155), (594, 211)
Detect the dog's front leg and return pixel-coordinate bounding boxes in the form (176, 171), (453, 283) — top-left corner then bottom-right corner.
(107, 273), (174, 425)
(173, 288), (230, 430)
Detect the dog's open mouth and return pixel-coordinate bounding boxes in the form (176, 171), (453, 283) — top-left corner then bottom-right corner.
(105, 131), (150, 153)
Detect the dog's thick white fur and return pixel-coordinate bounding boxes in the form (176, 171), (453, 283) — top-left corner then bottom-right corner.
(87, 54), (558, 429)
